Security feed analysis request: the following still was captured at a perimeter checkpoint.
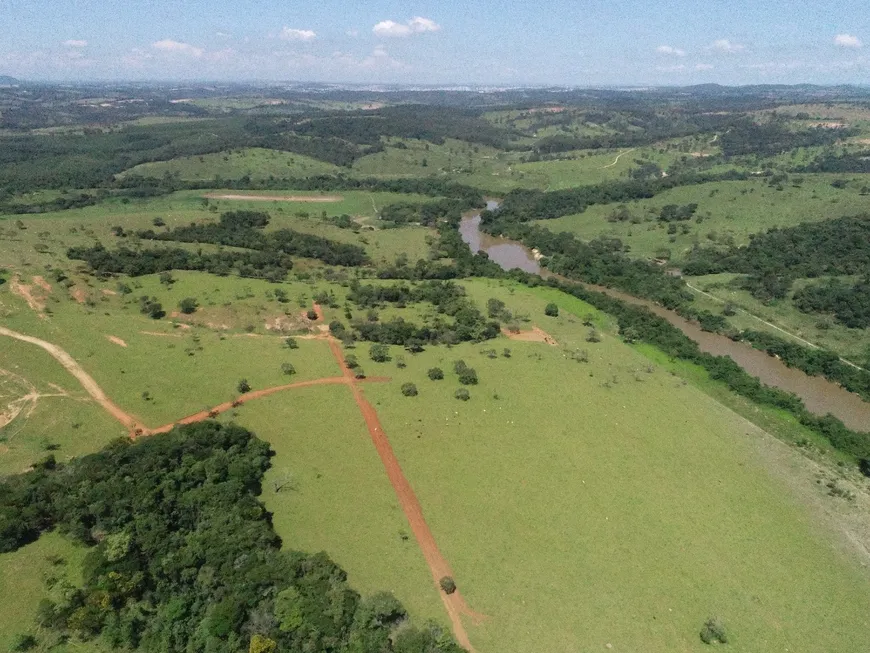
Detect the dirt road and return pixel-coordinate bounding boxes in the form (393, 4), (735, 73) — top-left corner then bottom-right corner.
(326, 337), (482, 650)
(601, 147), (636, 169)
(0, 326), (144, 431)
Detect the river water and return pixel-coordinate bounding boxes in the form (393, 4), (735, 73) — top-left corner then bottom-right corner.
(459, 209), (870, 431)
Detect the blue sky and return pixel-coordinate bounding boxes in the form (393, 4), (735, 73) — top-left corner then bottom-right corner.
(1, 0), (869, 85)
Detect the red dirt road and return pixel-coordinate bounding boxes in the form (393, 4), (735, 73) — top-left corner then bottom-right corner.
(326, 337), (482, 651)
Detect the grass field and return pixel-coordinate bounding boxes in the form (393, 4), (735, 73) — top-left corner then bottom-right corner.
(2, 275), (870, 651)
(538, 174), (870, 261)
(232, 387), (447, 625)
(358, 280), (870, 652)
(119, 147), (342, 180)
(0, 189), (435, 269)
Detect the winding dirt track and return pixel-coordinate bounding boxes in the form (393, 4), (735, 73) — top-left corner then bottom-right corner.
(0, 326), (145, 431)
(2, 318), (481, 649)
(325, 336), (482, 651)
(601, 147), (636, 168)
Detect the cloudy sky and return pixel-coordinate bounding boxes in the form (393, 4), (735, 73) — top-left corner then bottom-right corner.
(1, 0), (869, 85)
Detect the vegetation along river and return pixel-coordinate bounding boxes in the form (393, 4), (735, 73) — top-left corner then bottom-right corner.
(459, 207), (870, 431)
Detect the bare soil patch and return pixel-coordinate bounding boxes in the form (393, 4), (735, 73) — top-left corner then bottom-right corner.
(203, 193), (343, 202)
(501, 326), (558, 346)
(9, 275), (48, 315)
(106, 335), (128, 348)
(70, 287), (87, 304)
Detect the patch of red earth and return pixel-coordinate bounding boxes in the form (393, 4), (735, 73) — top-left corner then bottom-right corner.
(32, 276), (52, 292)
(70, 287), (87, 304)
(9, 276), (46, 315)
(501, 326), (558, 346)
(106, 335), (128, 347)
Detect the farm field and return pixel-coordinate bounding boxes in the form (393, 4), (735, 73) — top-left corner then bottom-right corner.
(538, 174), (870, 261)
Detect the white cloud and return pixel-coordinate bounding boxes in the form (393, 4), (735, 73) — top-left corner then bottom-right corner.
(280, 27), (317, 42)
(373, 16), (440, 37)
(656, 64), (687, 72)
(695, 63), (714, 71)
(710, 39), (745, 53)
(834, 34), (862, 48)
(216, 31), (231, 38)
(151, 39), (204, 58)
(63, 39), (88, 48)
(656, 45), (685, 56)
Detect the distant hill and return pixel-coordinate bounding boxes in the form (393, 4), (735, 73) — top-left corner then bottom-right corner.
(0, 75), (19, 86)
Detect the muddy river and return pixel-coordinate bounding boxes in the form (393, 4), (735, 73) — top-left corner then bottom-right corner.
(459, 208), (870, 431)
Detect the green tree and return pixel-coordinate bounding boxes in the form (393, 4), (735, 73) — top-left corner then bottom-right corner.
(427, 367), (444, 380)
(281, 363), (296, 376)
(401, 383), (418, 397)
(237, 379), (251, 394)
(178, 297), (198, 314)
(454, 388), (470, 401)
(369, 343), (390, 362)
(545, 302), (559, 317)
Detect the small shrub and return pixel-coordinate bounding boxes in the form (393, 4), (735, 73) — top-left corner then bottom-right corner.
(401, 383), (418, 397)
(395, 355), (407, 369)
(285, 337), (298, 349)
(427, 367), (444, 380)
(354, 368), (366, 379)
(178, 297), (198, 314)
(345, 354), (359, 369)
(454, 388), (470, 401)
(699, 617), (728, 645)
(281, 363), (296, 376)
(502, 348), (512, 358)
(306, 309), (319, 320)
(458, 367), (478, 385)
(10, 634), (37, 651)
(237, 379), (251, 394)
(439, 576), (457, 594)
(370, 343), (390, 362)
(545, 302), (559, 317)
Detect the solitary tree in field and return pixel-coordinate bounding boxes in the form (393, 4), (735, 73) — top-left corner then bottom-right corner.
(439, 576), (457, 594)
(237, 379), (251, 394)
(401, 383), (418, 397)
(281, 363), (296, 376)
(427, 367), (444, 380)
(179, 297), (198, 314)
(545, 303), (559, 317)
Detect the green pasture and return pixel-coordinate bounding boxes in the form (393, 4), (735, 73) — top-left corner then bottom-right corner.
(357, 281), (870, 653)
(119, 147), (342, 180)
(538, 174), (870, 261)
(0, 532), (103, 653)
(232, 387), (446, 627)
(0, 189), (435, 269)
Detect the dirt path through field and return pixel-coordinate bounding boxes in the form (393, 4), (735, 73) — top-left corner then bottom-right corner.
(501, 326), (558, 345)
(203, 193), (343, 202)
(0, 326), (145, 431)
(325, 336), (482, 650)
(601, 147), (636, 168)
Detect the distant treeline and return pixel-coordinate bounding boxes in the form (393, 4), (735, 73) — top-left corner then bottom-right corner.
(793, 277), (870, 329)
(719, 118), (851, 157)
(0, 422), (464, 653)
(796, 150), (870, 174)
